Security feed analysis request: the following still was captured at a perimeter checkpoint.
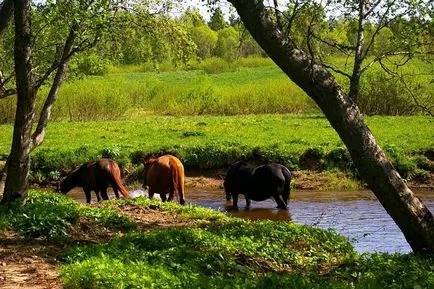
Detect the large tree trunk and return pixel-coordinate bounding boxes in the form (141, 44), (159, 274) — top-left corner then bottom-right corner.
(1, 0), (35, 203)
(228, 0), (434, 253)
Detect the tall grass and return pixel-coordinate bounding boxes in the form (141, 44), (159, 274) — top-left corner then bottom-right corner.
(41, 65), (316, 121)
(1, 57), (432, 124)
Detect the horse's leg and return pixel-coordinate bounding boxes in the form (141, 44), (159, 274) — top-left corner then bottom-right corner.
(232, 193), (239, 209)
(148, 190), (154, 200)
(167, 189), (174, 201)
(160, 192), (167, 202)
(112, 187), (120, 199)
(274, 194), (288, 210)
(101, 188), (109, 200)
(95, 190), (102, 202)
(246, 198), (251, 208)
(84, 189), (92, 204)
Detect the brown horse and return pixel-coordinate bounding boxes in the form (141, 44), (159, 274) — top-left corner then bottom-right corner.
(143, 154), (185, 205)
(59, 158), (130, 203)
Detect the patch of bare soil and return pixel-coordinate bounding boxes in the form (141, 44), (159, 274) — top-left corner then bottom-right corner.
(0, 232), (62, 289)
(0, 204), (196, 289)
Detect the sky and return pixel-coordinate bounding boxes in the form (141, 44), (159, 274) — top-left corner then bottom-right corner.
(176, 0), (234, 21)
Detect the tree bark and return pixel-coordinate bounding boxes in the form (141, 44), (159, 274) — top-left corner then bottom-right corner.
(1, 0), (35, 203)
(228, 0), (434, 253)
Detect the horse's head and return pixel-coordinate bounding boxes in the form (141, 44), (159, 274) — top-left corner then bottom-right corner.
(57, 166), (81, 194)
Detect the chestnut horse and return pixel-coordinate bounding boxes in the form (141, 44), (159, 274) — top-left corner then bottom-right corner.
(143, 154), (185, 205)
(59, 158), (130, 203)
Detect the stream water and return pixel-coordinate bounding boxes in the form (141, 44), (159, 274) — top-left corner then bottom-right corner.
(64, 185), (434, 254)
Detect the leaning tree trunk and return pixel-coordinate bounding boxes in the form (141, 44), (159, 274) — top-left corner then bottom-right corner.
(1, 0), (35, 203)
(228, 0), (434, 253)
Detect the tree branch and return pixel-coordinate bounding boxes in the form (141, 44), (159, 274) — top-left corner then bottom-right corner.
(0, 0), (14, 38)
(401, 76), (434, 117)
(31, 24), (79, 150)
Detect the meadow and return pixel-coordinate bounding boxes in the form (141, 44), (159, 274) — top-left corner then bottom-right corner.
(0, 114), (433, 185)
(0, 56), (432, 123)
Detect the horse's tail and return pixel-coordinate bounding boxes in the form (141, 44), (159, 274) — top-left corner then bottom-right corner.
(170, 157), (185, 205)
(109, 162), (130, 199)
(282, 166), (292, 204)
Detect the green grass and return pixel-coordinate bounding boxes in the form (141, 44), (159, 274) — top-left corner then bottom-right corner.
(0, 114), (432, 184)
(44, 65), (314, 120)
(1, 191), (433, 288)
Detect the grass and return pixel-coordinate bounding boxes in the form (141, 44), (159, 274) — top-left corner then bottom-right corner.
(0, 56), (432, 123)
(0, 191), (433, 288)
(41, 64), (315, 121)
(0, 114), (432, 185)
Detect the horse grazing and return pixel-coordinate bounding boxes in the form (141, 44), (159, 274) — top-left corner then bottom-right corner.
(143, 154), (185, 205)
(59, 158), (130, 203)
(224, 161), (291, 210)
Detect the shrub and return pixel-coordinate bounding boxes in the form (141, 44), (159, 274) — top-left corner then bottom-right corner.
(410, 169), (430, 183)
(69, 53), (111, 76)
(299, 147), (326, 171)
(11, 191), (81, 239)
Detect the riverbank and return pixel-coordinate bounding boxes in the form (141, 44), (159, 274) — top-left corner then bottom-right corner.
(0, 191), (433, 288)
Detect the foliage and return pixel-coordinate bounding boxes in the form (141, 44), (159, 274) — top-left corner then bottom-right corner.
(0, 191), (136, 240)
(214, 27), (239, 61)
(1, 192), (433, 288)
(208, 7), (227, 31)
(69, 53), (111, 76)
(189, 25), (218, 60)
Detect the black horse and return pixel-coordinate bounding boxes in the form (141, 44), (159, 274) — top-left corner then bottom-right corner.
(224, 161), (291, 210)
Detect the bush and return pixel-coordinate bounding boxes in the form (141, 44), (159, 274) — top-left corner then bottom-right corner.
(11, 191), (81, 239)
(299, 147), (326, 171)
(324, 147), (355, 172)
(70, 53), (111, 76)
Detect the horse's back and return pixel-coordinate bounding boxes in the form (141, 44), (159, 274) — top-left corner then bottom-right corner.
(147, 155), (184, 192)
(92, 158), (121, 185)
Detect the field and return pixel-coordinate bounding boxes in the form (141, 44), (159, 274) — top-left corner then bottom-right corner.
(1, 114), (433, 185)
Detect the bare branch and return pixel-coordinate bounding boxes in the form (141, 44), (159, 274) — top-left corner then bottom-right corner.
(364, 0), (382, 19)
(0, 88), (16, 99)
(272, 0), (283, 31)
(400, 76), (434, 117)
(321, 62), (352, 79)
(312, 34), (356, 53)
(361, 51), (413, 74)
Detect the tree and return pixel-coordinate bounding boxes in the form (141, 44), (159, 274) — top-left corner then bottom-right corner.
(208, 7), (226, 31)
(180, 7), (206, 27)
(190, 25), (218, 60)
(221, 0), (434, 253)
(214, 26), (238, 61)
(0, 0), (116, 203)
